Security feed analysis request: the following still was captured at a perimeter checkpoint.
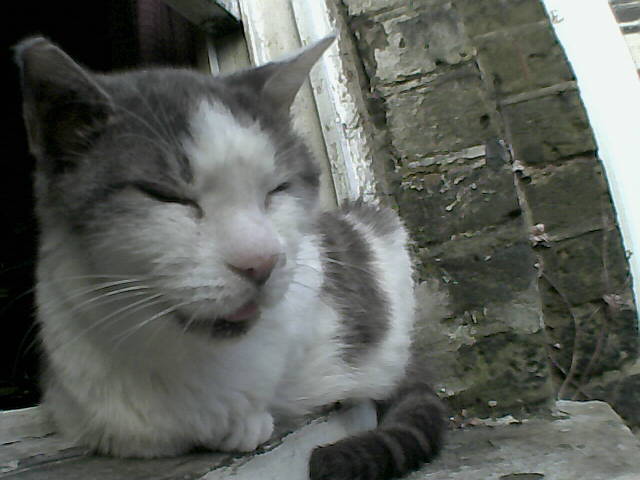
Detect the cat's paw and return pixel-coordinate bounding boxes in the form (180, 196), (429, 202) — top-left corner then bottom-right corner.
(218, 411), (274, 452)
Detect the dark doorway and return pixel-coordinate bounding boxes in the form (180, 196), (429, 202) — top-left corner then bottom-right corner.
(3, 0), (199, 409)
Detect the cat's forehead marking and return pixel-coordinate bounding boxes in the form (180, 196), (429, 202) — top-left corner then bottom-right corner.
(185, 99), (277, 189)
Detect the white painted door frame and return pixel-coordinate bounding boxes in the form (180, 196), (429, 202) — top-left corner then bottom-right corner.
(237, 0), (339, 208)
(237, 0), (380, 206)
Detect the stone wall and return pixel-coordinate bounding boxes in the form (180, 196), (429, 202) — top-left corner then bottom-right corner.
(338, 0), (639, 423)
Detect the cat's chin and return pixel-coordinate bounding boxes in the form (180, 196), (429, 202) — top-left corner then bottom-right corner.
(174, 300), (261, 339)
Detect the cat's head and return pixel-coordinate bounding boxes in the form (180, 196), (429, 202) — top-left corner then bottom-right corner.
(16, 35), (333, 338)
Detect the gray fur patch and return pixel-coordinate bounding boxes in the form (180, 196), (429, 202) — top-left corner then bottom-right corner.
(343, 199), (402, 237)
(24, 65), (319, 232)
(316, 211), (390, 361)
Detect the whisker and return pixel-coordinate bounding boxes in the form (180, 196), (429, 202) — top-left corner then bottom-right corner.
(0, 287), (36, 319)
(11, 322), (41, 377)
(321, 257), (373, 275)
(287, 280), (337, 311)
(48, 293), (168, 355)
(96, 292), (166, 329)
(0, 260), (34, 278)
(294, 262), (323, 276)
(132, 87), (180, 146)
(40, 274), (150, 280)
(182, 302), (207, 334)
(112, 299), (195, 345)
(112, 103), (177, 153)
(1, 276), (155, 319)
(39, 284), (153, 316)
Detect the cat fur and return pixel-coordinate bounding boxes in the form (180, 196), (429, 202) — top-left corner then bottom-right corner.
(16, 35), (445, 479)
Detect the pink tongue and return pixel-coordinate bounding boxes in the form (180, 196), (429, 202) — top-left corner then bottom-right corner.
(226, 302), (259, 322)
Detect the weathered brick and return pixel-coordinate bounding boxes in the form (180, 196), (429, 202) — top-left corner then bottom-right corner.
(454, 0), (548, 37)
(449, 331), (553, 414)
(584, 372), (640, 428)
(521, 155), (613, 239)
(412, 245), (553, 416)
(542, 288), (638, 381)
(351, 2), (475, 86)
(420, 237), (539, 314)
(399, 155), (521, 244)
(343, 0), (635, 420)
(502, 90), (596, 164)
(343, 0), (407, 17)
(386, 64), (497, 159)
(475, 23), (574, 97)
(539, 230), (631, 306)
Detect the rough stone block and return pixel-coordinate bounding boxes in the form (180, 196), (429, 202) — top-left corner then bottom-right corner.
(539, 230), (632, 306)
(582, 369), (640, 429)
(414, 288), (552, 415)
(448, 331), (553, 413)
(420, 236), (539, 315)
(398, 151), (521, 244)
(521, 155), (614, 239)
(351, 2), (475, 86)
(542, 288), (638, 386)
(412, 231), (552, 414)
(502, 90), (596, 164)
(386, 64), (497, 160)
(343, 0), (407, 17)
(475, 23), (574, 96)
(454, 0), (549, 38)
(609, 372), (640, 429)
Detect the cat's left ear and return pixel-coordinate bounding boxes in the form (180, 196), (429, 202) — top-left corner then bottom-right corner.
(15, 36), (114, 163)
(227, 34), (335, 115)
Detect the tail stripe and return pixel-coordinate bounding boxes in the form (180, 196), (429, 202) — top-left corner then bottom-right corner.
(379, 429), (410, 474)
(309, 384), (446, 480)
(390, 424), (435, 459)
(381, 425), (435, 474)
(350, 440), (383, 479)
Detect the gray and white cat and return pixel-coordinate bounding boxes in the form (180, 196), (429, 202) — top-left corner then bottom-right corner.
(16, 35), (445, 480)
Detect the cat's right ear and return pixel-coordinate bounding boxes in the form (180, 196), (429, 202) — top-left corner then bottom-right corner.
(15, 37), (114, 164)
(224, 35), (335, 116)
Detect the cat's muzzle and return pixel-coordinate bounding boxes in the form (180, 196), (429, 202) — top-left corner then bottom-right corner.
(175, 300), (260, 338)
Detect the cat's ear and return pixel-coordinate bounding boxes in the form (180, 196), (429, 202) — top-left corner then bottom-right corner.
(15, 37), (114, 163)
(227, 34), (335, 115)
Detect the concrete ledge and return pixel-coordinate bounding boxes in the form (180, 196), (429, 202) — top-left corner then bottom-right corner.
(1, 401), (639, 479)
(411, 400), (640, 480)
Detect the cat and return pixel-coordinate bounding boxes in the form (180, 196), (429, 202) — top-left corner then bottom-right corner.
(15, 34), (445, 480)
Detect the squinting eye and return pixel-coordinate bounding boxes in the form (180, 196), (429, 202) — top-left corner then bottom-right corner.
(265, 182), (291, 209)
(269, 182), (291, 195)
(133, 182), (203, 217)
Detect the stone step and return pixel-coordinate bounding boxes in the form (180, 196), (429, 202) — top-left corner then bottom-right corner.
(410, 400), (640, 480)
(1, 401), (639, 479)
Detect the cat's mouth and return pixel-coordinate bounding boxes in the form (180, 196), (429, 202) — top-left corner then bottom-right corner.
(175, 300), (260, 338)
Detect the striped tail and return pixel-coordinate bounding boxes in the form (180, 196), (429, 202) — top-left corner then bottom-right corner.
(309, 383), (446, 480)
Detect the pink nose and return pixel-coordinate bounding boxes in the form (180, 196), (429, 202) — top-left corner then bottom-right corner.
(227, 254), (279, 285)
